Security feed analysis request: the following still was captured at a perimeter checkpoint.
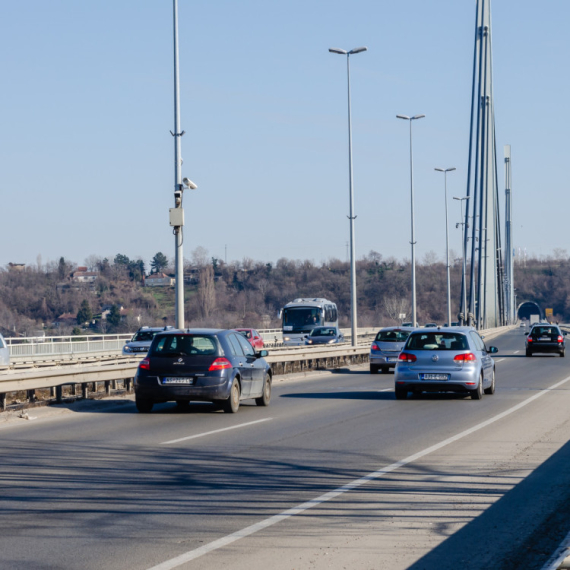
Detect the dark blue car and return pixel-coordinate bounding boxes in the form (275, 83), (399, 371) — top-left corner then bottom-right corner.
(134, 328), (272, 413)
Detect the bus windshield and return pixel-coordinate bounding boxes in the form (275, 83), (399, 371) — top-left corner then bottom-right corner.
(283, 307), (322, 332)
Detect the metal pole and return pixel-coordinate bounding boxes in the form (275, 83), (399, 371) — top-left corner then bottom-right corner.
(444, 172), (451, 327)
(409, 120), (417, 327)
(461, 199), (468, 323)
(173, 0), (184, 329)
(347, 54), (358, 347)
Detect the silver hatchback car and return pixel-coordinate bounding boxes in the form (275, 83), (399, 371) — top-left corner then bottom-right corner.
(394, 327), (498, 400)
(370, 327), (414, 373)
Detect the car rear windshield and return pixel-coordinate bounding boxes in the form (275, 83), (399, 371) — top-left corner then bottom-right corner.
(531, 326), (559, 337)
(150, 335), (220, 357)
(406, 332), (469, 351)
(375, 330), (411, 342)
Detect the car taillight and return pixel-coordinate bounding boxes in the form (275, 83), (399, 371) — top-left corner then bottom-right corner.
(398, 352), (417, 363)
(372, 343), (379, 351)
(139, 358), (150, 370)
(454, 353), (477, 362)
(527, 337), (533, 342)
(208, 357), (232, 371)
(558, 335), (564, 343)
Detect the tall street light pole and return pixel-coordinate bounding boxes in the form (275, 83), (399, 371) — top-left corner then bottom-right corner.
(170, 0), (197, 330)
(329, 46), (367, 347)
(454, 196), (470, 325)
(397, 114), (425, 327)
(435, 167), (456, 327)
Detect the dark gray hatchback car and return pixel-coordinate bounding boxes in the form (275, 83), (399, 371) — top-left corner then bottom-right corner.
(525, 324), (566, 357)
(134, 329), (272, 413)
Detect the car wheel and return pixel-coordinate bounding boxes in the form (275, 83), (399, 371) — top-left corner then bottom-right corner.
(484, 369), (495, 395)
(395, 387), (408, 400)
(381, 366), (390, 374)
(471, 375), (483, 400)
(255, 374), (271, 407)
(224, 378), (240, 413)
(561, 350), (565, 358)
(135, 397), (154, 413)
(526, 349), (532, 357)
(370, 364), (379, 374)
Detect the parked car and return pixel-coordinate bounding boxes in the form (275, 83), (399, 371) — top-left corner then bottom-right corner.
(0, 333), (10, 366)
(122, 326), (173, 355)
(305, 327), (344, 345)
(394, 327), (498, 400)
(235, 328), (264, 350)
(370, 327), (414, 373)
(134, 328), (272, 413)
(525, 324), (566, 357)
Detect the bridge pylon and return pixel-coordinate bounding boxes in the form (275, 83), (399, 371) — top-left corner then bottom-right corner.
(460, 0), (506, 329)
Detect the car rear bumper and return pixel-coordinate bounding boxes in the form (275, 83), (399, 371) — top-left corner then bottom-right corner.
(370, 354), (400, 367)
(134, 374), (232, 402)
(394, 366), (480, 391)
(527, 343), (564, 353)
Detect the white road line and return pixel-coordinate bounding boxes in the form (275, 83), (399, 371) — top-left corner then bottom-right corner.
(514, 350), (520, 354)
(161, 418), (273, 445)
(147, 374), (570, 570)
(495, 358), (505, 362)
(378, 388), (392, 392)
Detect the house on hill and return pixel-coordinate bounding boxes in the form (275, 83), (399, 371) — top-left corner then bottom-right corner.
(145, 273), (175, 287)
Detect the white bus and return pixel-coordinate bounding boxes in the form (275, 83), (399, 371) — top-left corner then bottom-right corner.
(279, 298), (339, 346)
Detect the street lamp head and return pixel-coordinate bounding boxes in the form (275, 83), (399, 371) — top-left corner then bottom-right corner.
(396, 114), (410, 120)
(453, 196), (470, 201)
(435, 168), (445, 172)
(348, 46), (368, 54)
(411, 114), (426, 120)
(329, 48), (347, 55)
(446, 167), (456, 172)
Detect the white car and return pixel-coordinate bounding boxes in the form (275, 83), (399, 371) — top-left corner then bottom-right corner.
(0, 333), (10, 365)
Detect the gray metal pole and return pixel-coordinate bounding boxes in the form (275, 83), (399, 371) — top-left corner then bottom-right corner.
(444, 172), (451, 327)
(173, 0), (184, 329)
(409, 120), (417, 328)
(346, 55), (358, 347)
(461, 199), (468, 323)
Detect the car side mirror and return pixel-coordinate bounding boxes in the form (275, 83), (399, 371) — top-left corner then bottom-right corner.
(256, 350), (268, 358)
(487, 346), (498, 354)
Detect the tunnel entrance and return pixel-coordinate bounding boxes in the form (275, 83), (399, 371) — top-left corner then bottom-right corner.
(517, 301), (542, 322)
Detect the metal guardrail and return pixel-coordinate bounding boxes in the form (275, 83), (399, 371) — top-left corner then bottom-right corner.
(6, 328), (379, 363)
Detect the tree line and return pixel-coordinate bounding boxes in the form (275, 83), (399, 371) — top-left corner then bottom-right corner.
(1, 248), (568, 337)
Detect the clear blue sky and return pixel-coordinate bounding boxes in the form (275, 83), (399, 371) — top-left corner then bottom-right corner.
(1, 0), (569, 269)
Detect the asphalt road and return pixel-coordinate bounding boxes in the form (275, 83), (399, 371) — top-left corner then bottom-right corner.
(1, 328), (570, 570)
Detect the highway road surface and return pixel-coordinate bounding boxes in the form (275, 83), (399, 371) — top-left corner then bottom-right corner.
(1, 328), (570, 569)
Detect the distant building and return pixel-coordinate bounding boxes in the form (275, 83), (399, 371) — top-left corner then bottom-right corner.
(8, 263), (26, 271)
(54, 312), (77, 327)
(145, 273), (175, 287)
(72, 268), (98, 283)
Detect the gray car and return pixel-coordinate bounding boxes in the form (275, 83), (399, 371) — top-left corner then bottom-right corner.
(394, 327), (498, 400)
(122, 326), (174, 356)
(0, 333), (9, 366)
(370, 327), (414, 373)
(305, 327), (344, 346)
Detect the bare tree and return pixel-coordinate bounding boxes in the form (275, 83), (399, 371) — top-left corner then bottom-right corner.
(383, 296), (410, 324)
(198, 265), (216, 319)
(192, 246), (209, 268)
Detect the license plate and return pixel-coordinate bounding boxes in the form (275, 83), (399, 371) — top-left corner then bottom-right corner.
(420, 373), (449, 381)
(386, 357), (397, 362)
(540, 337), (550, 341)
(162, 377), (194, 385)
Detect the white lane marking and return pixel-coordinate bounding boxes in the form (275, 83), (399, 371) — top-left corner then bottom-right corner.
(162, 418), (272, 445)
(514, 350), (520, 354)
(378, 388), (392, 392)
(147, 374), (570, 570)
(495, 358), (505, 363)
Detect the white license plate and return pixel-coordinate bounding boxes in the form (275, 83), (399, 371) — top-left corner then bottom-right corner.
(386, 357), (397, 362)
(540, 337), (550, 341)
(420, 373), (449, 381)
(162, 377), (194, 385)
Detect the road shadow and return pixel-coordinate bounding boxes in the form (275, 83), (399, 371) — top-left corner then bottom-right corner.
(408, 439), (570, 570)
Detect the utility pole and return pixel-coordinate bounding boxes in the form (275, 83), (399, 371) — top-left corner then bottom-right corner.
(504, 145), (513, 323)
